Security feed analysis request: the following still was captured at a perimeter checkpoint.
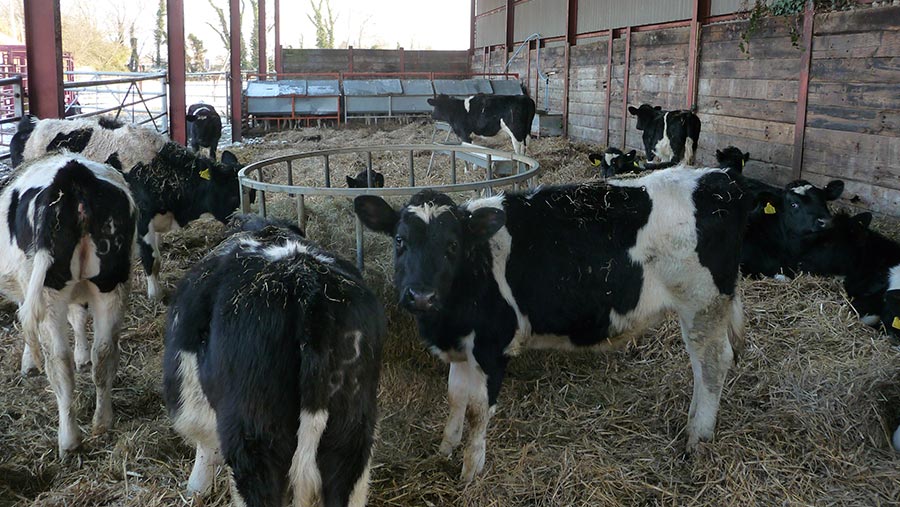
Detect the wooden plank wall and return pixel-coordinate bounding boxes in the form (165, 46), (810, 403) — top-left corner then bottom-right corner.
(282, 49), (469, 74)
(802, 7), (900, 213)
(695, 17), (800, 185)
(469, 5), (900, 215)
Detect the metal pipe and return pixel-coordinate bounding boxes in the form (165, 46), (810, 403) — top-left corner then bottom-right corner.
(356, 217), (365, 271)
(409, 150), (415, 186)
(324, 154), (331, 187)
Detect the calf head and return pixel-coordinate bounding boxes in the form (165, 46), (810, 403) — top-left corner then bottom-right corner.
(196, 149), (245, 222)
(354, 190), (505, 315)
(627, 104), (662, 131)
(757, 179), (844, 236)
(716, 146), (750, 174)
(346, 169), (385, 189)
(588, 148), (638, 178)
(427, 95), (464, 123)
(797, 211), (872, 276)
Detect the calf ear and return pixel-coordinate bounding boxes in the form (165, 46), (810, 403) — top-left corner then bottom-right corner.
(467, 208), (506, 241)
(627, 106), (639, 115)
(354, 196), (398, 235)
(221, 151), (239, 167)
(743, 152), (751, 162)
(654, 105), (662, 110)
(852, 212), (873, 229)
(427, 98), (436, 106)
(625, 149), (637, 159)
(824, 180), (844, 201)
(346, 175), (360, 188)
(588, 154), (602, 167)
(715, 149), (723, 158)
(754, 191), (780, 216)
(186, 114), (196, 122)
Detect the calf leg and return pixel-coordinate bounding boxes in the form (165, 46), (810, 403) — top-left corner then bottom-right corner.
(89, 286), (125, 435)
(41, 299), (82, 458)
(20, 343), (38, 376)
(678, 296), (735, 451)
(139, 232), (163, 301)
(439, 361), (470, 457)
(188, 442), (223, 495)
(289, 409), (329, 507)
(69, 304), (90, 371)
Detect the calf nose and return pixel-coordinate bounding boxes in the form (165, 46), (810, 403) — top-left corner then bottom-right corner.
(403, 288), (438, 312)
(817, 217), (831, 229)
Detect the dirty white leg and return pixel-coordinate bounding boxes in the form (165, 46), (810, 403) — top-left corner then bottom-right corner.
(460, 361), (489, 483)
(69, 304), (91, 371)
(42, 299), (82, 458)
(290, 409), (329, 507)
(439, 361), (470, 457)
(89, 286), (124, 435)
(20, 343), (38, 376)
(146, 231), (164, 301)
(188, 442), (224, 495)
(679, 299), (734, 451)
(347, 457), (372, 507)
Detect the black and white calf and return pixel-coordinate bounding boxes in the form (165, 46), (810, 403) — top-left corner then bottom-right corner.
(355, 167), (750, 481)
(428, 93), (536, 155)
(741, 179), (844, 279)
(10, 115), (166, 171)
(11, 115), (246, 300)
(186, 103), (223, 159)
(346, 169), (385, 189)
(163, 223), (383, 506)
(628, 104), (701, 168)
(0, 153), (136, 458)
(587, 147), (639, 178)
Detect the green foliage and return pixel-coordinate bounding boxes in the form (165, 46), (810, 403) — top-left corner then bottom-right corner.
(187, 34), (207, 73)
(154, 0), (166, 67)
(307, 0), (337, 49)
(739, 0), (857, 54)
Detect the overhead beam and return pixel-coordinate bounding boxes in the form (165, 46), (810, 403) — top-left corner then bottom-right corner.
(470, 0), (476, 56)
(258, 0), (267, 78)
(274, 0), (281, 74)
(566, 0), (578, 46)
(167, 0), (186, 145)
(230, 0), (242, 142)
(23, 0), (64, 119)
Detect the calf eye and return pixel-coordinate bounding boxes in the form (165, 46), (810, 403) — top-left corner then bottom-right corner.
(395, 236), (405, 250)
(791, 203), (799, 208)
(447, 240), (458, 256)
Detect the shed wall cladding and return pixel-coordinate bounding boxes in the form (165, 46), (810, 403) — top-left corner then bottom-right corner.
(476, 11), (507, 48)
(282, 49), (467, 74)
(567, 37), (610, 141)
(710, 0), (746, 17)
(514, 0), (566, 41)
(577, 0), (692, 33)
(477, 0), (505, 15)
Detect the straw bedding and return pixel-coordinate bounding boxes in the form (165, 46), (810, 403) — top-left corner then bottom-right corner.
(1, 121), (898, 506)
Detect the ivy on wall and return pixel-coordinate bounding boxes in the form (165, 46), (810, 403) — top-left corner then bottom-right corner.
(739, 0), (859, 53)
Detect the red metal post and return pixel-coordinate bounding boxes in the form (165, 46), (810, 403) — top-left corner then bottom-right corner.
(506, 0), (515, 50)
(399, 47), (405, 72)
(686, 0), (710, 110)
(274, 0), (281, 75)
(258, 0), (267, 78)
(792, 0), (815, 180)
(562, 0), (577, 137)
(604, 29), (613, 146)
(621, 26), (632, 150)
(230, 0), (242, 142)
(470, 0), (476, 56)
(566, 0), (578, 46)
(23, 0), (64, 119)
(167, 0), (187, 145)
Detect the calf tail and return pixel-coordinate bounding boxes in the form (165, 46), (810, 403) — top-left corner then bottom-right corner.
(19, 249), (54, 371)
(727, 293), (745, 364)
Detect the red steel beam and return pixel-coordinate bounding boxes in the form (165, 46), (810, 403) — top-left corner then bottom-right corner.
(24, 0), (64, 119)
(621, 26), (632, 150)
(274, 0), (281, 74)
(470, 0), (476, 56)
(167, 0), (186, 145)
(399, 47), (405, 72)
(792, 0), (815, 180)
(230, 0), (242, 142)
(604, 29), (613, 147)
(258, 0), (267, 78)
(506, 0), (515, 51)
(566, 0), (578, 46)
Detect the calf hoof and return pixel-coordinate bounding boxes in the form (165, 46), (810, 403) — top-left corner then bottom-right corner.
(438, 439), (458, 458)
(460, 451), (485, 484)
(75, 358), (92, 373)
(58, 431), (83, 460)
(92, 411), (114, 436)
(20, 364), (40, 377)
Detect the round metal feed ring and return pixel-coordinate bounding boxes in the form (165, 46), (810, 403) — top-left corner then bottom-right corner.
(238, 143), (541, 269)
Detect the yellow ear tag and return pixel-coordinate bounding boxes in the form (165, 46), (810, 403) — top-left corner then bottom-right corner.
(892, 316), (900, 330)
(199, 168), (211, 180)
(741, 159), (746, 169)
(591, 158), (601, 167)
(764, 202), (776, 215)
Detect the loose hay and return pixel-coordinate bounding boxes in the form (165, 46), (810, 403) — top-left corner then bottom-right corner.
(1, 122), (899, 506)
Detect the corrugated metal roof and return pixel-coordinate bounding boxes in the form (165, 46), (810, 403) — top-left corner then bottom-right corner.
(577, 0), (692, 33)
(477, 0), (505, 15)
(710, 0), (746, 17)
(476, 11), (506, 47)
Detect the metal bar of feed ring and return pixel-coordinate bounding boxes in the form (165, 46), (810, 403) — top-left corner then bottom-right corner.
(239, 144), (541, 270)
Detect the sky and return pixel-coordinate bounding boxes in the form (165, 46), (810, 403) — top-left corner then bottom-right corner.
(184, 0), (472, 64)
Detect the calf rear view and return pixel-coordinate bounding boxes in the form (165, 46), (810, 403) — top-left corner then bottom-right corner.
(0, 153), (136, 458)
(186, 103), (223, 159)
(163, 223), (384, 506)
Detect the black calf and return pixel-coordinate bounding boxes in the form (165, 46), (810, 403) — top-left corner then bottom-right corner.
(186, 103), (223, 160)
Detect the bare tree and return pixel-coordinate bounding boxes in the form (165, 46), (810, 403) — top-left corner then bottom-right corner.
(206, 0), (249, 68)
(307, 0), (337, 49)
(154, 0), (166, 67)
